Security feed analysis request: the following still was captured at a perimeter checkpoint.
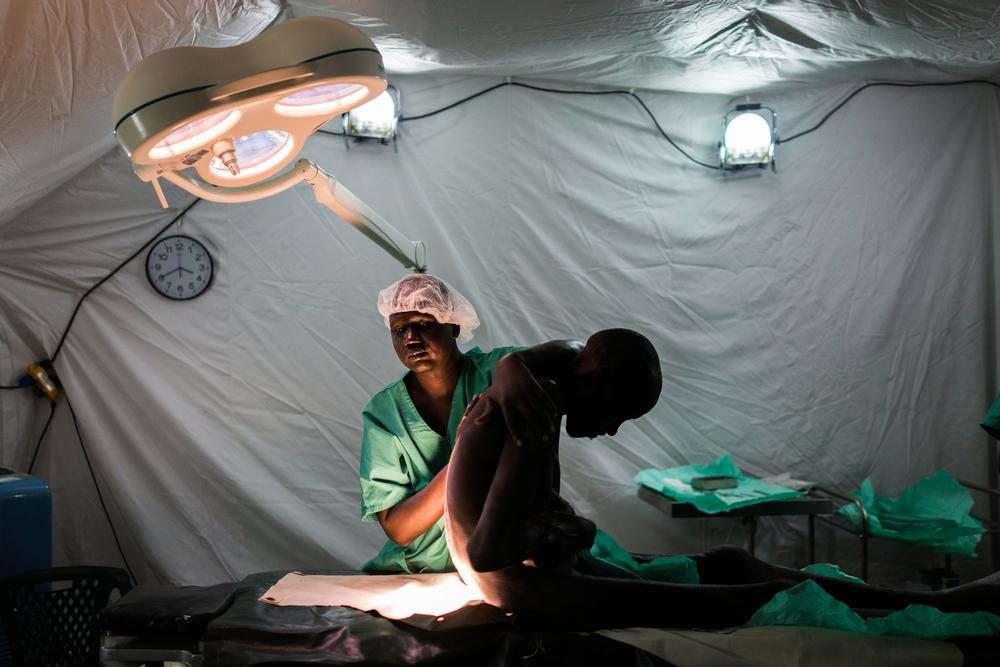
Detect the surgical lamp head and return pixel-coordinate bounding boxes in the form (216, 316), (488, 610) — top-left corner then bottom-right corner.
(112, 17), (426, 272)
(113, 16), (386, 189)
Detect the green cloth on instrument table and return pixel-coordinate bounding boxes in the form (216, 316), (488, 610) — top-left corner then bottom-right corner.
(633, 453), (804, 514)
(837, 469), (984, 556)
(359, 346), (522, 573)
(747, 580), (1000, 639)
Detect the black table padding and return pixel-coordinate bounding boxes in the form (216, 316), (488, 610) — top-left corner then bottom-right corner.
(101, 581), (238, 636)
(103, 569), (1000, 666)
(200, 571), (678, 666)
(952, 636), (1000, 667)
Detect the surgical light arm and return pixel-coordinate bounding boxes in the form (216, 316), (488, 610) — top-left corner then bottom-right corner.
(143, 160), (427, 271)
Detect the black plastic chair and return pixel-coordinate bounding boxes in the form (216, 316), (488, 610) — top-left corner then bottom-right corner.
(0, 566), (132, 667)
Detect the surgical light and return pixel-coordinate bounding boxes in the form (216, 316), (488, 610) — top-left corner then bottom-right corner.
(113, 16), (426, 271)
(343, 85), (401, 143)
(719, 104), (777, 170)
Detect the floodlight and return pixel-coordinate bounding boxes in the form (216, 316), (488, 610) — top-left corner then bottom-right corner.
(113, 17), (426, 271)
(344, 85), (401, 143)
(719, 104), (777, 170)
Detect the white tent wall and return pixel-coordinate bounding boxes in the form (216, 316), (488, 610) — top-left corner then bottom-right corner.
(0, 0), (283, 228)
(1, 68), (998, 586)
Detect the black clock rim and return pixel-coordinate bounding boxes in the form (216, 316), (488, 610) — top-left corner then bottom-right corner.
(146, 234), (214, 301)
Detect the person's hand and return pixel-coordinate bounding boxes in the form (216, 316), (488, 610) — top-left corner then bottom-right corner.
(455, 393), (483, 442)
(492, 354), (559, 447)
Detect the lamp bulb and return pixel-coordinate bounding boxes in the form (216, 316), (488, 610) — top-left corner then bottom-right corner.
(212, 139), (240, 176)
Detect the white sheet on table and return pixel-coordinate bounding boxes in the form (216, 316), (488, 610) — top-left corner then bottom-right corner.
(258, 571), (482, 620)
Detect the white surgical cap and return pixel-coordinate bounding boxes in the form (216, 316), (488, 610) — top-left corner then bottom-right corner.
(377, 274), (480, 343)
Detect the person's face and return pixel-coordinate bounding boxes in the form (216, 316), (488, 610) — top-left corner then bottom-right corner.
(564, 370), (648, 439)
(389, 311), (459, 373)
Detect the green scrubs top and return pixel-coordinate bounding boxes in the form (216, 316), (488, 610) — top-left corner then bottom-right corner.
(359, 345), (523, 573)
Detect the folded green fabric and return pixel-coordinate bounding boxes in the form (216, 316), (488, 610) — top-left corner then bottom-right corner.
(982, 392), (1000, 439)
(837, 469), (984, 555)
(801, 562), (865, 584)
(634, 454), (803, 514)
(747, 580), (1000, 639)
(577, 529), (699, 583)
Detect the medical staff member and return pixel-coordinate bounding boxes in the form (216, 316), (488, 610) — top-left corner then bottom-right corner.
(359, 273), (574, 572)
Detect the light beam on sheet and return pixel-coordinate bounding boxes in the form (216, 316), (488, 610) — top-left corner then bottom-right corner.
(259, 571), (482, 619)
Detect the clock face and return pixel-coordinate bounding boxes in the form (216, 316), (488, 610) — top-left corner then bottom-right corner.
(146, 235), (214, 300)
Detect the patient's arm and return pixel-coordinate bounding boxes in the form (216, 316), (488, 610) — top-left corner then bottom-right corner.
(484, 340), (583, 447)
(465, 424), (555, 572)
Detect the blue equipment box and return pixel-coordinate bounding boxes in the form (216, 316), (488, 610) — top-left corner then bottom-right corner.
(0, 470), (52, 577)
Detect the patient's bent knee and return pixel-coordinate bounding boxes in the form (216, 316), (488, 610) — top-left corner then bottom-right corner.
(518, 512), (596, 570)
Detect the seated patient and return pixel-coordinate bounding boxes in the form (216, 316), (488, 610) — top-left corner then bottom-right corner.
(444, 328), (1000, 631)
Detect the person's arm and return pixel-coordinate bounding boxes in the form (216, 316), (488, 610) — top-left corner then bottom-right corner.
(376, 465), (447, 547)
(487, 340), (583, 446)
(375, 394), (483, 547)
(466, 429), (552, 571)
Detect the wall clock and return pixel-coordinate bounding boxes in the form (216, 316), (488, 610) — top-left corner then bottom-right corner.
(146, 235), (214, 300)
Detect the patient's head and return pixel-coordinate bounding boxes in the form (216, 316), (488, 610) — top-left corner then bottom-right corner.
(564, 329), (662, 438)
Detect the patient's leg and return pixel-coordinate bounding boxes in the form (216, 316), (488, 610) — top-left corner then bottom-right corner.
(484, 565), (794, 631)
(690, 544), (1000, 613)
(490, 547), (1000, 632)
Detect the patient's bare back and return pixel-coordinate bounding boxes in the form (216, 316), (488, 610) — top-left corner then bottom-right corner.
(444, 383), (593, 599)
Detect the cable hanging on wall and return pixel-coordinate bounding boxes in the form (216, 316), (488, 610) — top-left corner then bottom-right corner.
(322, 77), (1000, 173)
(2, 197), (203, 584)
(777, 79), (1000, 144)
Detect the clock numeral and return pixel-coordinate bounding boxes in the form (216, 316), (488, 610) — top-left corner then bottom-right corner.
(195, 254), (202, 261)
(175, 242), (184, 250)
(159, 253), (168, 261)
(196, 275), (202, 282)
(154, 263), (161, 271)
(158, 275), (164, 282)
(177, 285), (184, 294)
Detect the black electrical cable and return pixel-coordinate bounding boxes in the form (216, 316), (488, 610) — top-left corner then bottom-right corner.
(51, 198), (201, 364)
(399, 81), (509, 122)
(336, 76), (1000, 170)
(26, 400), (56, 475)
(778, 79), (1000, 144)
(6, 200), (202, 581)
(395, 79), (721, 170)
(0, 385), (19, 390)
(64, 392), (137, 584)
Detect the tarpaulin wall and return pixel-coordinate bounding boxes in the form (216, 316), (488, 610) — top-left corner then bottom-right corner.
(1, 73), (998, 586)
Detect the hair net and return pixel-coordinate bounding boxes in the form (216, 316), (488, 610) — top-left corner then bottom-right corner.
(377, 274), (480, 343)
